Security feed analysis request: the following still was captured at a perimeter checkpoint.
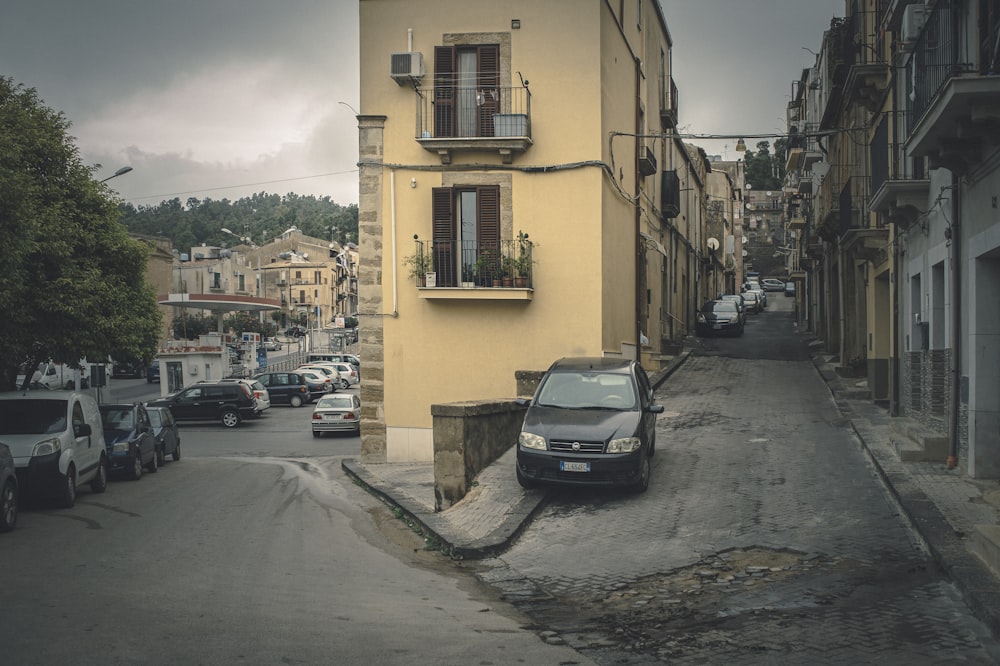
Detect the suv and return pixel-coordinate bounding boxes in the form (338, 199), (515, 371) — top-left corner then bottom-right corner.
(218, 378), (270, 415)
(0, 391), (109, 507)
(147, 381), (258, 428)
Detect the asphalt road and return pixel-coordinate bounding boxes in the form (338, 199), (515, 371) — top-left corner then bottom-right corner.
(0, 386), (590, 665)
(480, 294), (1000, 664)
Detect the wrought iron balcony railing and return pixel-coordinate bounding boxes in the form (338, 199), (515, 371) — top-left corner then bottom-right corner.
(410, 238), (533, 289)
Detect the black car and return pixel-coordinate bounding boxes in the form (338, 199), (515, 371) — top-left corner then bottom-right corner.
(99, 403), (159, 480)
(253, 372), (313, 407)
(0, 441), (18, 533)
(146, 406), (180, 465)
(695, 299), (744, 337)
(285, 326), (307, 338)
(146, 360), (160, 383)
(147, 381), (258, 427)
(515, 357), (663, 493)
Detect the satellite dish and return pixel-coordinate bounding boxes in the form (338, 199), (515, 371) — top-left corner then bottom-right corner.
(742, 250), (748, 257)
(742, 236), (749, 244)
(746, 203), (753, 210)
(745, 183), (753, 190)
(766, 191), (772, 197)
(707, 237), (720, 251)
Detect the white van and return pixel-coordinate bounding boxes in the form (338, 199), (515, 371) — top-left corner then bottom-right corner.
(16, 360), (90, 390)
(0, 391), (109, 507)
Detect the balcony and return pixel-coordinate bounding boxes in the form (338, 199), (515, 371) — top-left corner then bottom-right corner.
(659, 74), (678, 129)
(638, 145), (657, 177)
(905, 2), (1000, 172)
(788, 216), (806, 232)
(409, 238), (533, 301)
(869, 110), (929, 229)
(416, 85), (531, 164)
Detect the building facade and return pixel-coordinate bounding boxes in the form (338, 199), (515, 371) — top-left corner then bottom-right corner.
(357, 0), (711, 462)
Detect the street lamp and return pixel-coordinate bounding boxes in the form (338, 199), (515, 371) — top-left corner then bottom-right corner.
(99, 166), (133, 183)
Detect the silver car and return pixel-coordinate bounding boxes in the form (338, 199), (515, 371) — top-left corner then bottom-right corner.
(0, 441), (18, 532)
(311, 393), (361, 436)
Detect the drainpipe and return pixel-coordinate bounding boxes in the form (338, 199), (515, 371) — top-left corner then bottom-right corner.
(634, 55), (642, 356)
(947, 175), (961, 469)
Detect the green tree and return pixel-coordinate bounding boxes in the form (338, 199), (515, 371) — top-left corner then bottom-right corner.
(743, 140), (786, 191)
(0, 77), (162, 389)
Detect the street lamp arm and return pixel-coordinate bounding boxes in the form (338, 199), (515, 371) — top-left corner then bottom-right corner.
(99, 166), (133, 183)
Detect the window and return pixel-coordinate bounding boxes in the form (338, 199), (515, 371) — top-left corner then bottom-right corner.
(434, 44), (500, 138)
(432, 186), (500, 287)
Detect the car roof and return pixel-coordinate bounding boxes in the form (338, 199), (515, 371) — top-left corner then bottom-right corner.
(547, 357), (634, 374)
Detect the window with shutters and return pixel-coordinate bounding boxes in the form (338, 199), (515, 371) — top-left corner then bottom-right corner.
(431, 185), (500, 287)
(434, 44), (500, 139)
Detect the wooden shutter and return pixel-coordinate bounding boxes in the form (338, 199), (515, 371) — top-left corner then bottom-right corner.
(431, 187), (457, 286)
(477, 45), (499, 137)
(434, 46), (456, 138)
(477, 186), (500, 277)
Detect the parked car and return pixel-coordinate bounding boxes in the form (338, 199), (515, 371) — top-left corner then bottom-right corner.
(761, 278), (786, 292)
(146, 406), (180, 465)
(297, 364), (341, 388)
(717, 294), (747, 324)
(253, 372), (313, 407)
(306, 352), (360, 375)
(311, 393), (362, 436)
(285, 326), (307, 338)
(16, 360), (89, 390)
(514, 357), (663, 493)
(112, 360), (146, 379)
(0, 391), (109, 507)
(0, 441), (18, 532)
(785, 281), (797, 297)
(297, 369), (334, 399)
(741, 290), (762, 314)
(218, 378), (270, 415)
(263, 337), (282, 351)
(146, 359), (161, 384)
(98, 403), (158, 480)
(696, 300), (744, 336)
(147, 381), (258, 428)
(326, 362), (359, 388)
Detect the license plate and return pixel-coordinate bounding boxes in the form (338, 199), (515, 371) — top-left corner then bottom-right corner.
(713, 324), (723, 329)
(560, 461), (590, 473)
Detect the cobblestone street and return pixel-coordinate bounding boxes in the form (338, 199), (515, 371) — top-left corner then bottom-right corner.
(478, 312), (1000, 664)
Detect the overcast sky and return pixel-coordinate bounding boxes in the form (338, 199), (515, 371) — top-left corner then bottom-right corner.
(1, 1), (843, 208)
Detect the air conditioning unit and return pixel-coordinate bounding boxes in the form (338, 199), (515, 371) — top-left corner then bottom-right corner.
(390, 52), (424, 85)
(900, 4), (930, 52)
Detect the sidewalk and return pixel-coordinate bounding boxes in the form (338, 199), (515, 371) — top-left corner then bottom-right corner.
(341, 343), (1000, 635)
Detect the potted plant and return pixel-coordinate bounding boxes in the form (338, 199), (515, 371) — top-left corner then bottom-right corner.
(474, 250), (497, 286)
(404, 251), (432, 287)
(501, 255), (516, 287)
(514, 231), (533, 288)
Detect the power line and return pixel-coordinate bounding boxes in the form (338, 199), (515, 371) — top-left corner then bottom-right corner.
(128, 169), (359, 202)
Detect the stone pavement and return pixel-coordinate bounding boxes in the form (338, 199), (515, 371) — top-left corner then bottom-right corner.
(341, 343), (1000, 637)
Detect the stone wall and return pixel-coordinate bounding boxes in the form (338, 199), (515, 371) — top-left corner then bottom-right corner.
(431, 399), (528, 511)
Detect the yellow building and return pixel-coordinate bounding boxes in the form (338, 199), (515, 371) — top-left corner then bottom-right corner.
(358, 0), (705, 462)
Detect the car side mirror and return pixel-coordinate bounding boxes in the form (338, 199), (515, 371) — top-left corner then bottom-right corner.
(515, 397), (531, 407)
(648, 404), (665, 414)
(75, 422), (92, 437)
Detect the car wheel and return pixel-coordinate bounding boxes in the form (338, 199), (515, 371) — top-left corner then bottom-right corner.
(147, 448), (159, 473)
(129, 454), (143, 481)
(61, 464), (77, 508)
(289, 395), (303, 408)
(90, 455), (108, 494)
(515, 465), (536, 489)
(0, 479), (18, 532)
(632, 454), (650, 494)
(155, 445), (166, 467)
(221, 409), (241, 428)
(172, 441), (181, 461)
(340, 379), (350, 390)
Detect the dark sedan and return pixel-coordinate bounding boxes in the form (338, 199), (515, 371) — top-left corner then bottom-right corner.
(99, 403), (158, 480)
(0, 441), (18, 533)
(696, 300), (744, 336)
(146, 406), (180, 465)
(253, 372), (313, 407)
(515, 357), (663, 493)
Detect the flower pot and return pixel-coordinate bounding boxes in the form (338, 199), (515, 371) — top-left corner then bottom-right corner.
(514, 276), (528, 288)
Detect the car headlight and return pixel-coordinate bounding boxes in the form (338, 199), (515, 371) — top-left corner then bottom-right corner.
(112, 442), (130, 454)
(32, 438), (62, 457)
(519, 432), (547, 450)
(696, 313), (707, 323)
(607, 437), (642, 453)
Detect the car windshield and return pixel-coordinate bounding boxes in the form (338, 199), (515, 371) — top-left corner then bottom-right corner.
(317, 395), (354, 409)
(536, 371), (637, 410)
(0, 399), (69, 435)
(702, 301), (738, 313)
(100, 407), (135, 430)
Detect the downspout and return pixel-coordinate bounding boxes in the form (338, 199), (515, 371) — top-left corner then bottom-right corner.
(390, 169), (399, 316)
(634, 54), (643, 356)
(947, 174), (961, 469)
